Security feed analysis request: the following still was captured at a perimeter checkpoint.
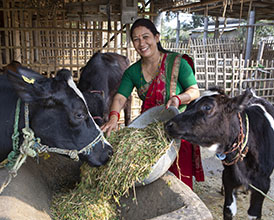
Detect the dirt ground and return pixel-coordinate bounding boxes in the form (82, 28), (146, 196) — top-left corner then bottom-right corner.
(193, 148), (274, 220)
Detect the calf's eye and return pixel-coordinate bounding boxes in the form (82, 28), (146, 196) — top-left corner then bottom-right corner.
(201, 104), (212, 111)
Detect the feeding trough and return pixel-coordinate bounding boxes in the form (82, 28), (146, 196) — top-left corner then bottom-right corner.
(128, 105), (181, 186)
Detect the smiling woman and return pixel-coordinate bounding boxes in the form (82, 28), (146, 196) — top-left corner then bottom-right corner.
(101, 18), (204, 189)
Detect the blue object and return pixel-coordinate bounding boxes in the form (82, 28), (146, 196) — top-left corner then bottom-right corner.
(216, 153), (226, 160)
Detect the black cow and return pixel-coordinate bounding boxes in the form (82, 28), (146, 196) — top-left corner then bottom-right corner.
(0, 66), (112, 167)
(165, 88), (274, 220)
(78, 52), (131, 126)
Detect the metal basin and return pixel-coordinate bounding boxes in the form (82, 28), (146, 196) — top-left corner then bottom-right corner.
(128, 105), (181, 185)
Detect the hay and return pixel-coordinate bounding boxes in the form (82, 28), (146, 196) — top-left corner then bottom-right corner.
(51, 122), (171, 220)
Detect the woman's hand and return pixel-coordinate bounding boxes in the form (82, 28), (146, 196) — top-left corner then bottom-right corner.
(165, 85), (200, 109)
(101, 93), (127, 137)
(101, 94), (127, 137)
(101, 116), (119, 137)
(166, 96), (181, 109)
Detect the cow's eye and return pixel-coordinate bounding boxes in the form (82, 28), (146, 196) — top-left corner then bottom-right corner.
(75, 112), (86, 120)
(201, 104), (212, 111)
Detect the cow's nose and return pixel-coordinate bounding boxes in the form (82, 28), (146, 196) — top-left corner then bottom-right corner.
(107, 147), (113, 157)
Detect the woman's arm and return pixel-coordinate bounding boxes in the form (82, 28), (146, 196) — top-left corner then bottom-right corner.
(101, 93), (127, 137)
(166, 84), (200, 109)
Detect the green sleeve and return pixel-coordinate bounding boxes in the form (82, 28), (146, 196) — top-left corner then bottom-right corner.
(117, 61), (142, 98)
(178, 58), (197, 89)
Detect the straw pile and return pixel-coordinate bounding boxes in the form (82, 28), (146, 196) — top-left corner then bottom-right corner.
(51, 122), (171, 220)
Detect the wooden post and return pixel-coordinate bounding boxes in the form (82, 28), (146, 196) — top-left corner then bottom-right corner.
(126, 23), (130, 60)
(256, 40), (265, 61)
(214, 16), (219, 39)
(231, 54), (236, 97)
(28, 10), (34, 65)
(176, 12), (180, 48)
(54, 11), (58, 73)
(215, 52), (218, 86)
(114, 21), (117, 53)
(0, 4), (4, 65)
(203, 6), (208, 45)
(13, 9), (21, 62)
(4, 0), (10, 64)
(32, 14), (39, 63)
(223, 53), (227, 91)
(193, 50), (197, 74)
(239, 54), (243, 95)
(205, 52), (208, 90)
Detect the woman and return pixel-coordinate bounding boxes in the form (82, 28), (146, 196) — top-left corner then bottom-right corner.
(101, 18), (204, 189)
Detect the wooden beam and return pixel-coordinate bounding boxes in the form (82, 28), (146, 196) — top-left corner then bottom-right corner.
(159, 0), (253, 12)
(159, 0), (256, 13)
(160, 0), (221, 12)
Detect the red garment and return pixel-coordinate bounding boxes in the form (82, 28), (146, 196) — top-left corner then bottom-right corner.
(141, 54), (167, 113)
(141, 53), (204, 189)
(168, 140), (204, 189)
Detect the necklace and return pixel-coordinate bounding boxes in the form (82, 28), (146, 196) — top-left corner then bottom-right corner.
(141, 53), (163, 83)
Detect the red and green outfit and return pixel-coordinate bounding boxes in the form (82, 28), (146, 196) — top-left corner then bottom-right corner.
(118, 52), (204, 189)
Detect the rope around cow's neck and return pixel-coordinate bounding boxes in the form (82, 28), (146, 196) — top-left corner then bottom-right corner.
(5, 99), (21, 168)
(0, 99), (105, 195)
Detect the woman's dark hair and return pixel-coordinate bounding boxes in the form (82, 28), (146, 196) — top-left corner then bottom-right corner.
(130, 18), (170, 53)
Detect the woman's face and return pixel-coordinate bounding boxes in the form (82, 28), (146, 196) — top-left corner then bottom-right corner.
(131, 26), (160, 58)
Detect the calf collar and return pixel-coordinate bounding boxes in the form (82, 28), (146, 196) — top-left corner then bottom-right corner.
(216, 112), (249, 166)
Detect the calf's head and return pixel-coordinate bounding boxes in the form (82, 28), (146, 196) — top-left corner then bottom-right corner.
(165, 88), (253, 154)
(7, 67), (112, 167)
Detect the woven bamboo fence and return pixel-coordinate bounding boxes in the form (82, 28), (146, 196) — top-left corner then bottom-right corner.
(162, 39), (274, 104)
(251, 40), (274, 61)
(162, 38), (243, 58)
(194, 53), (274, 104)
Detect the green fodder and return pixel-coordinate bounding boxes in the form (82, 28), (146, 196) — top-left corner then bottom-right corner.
(51, 122), (171, 220)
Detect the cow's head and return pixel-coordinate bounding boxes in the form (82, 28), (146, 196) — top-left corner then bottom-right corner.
(7, 67), (113, 167)
(78, 52), (129, 108)
(165, 88), (253, 154)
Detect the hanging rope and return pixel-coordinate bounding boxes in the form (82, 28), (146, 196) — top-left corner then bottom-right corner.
(249, 184), (274, 203)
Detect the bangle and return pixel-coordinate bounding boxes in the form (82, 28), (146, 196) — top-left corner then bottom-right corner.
(172, 95), (182, 106)
(109, 111), (120, 121)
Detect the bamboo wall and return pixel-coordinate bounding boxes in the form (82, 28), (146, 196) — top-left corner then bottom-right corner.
(194, 53), (274, 104)
(164, 39), (274, 104)
(0, 0), (137, 80)
(162, 38), (243, 58)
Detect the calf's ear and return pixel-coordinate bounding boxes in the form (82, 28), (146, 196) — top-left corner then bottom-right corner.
(7, 66), (53, 102)
(227, 89), (253, 113)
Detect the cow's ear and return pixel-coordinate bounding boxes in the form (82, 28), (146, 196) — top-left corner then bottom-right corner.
(227, 89), (253, 113)
(55, 68), (72, 81)
(7, 66), (52, 102)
